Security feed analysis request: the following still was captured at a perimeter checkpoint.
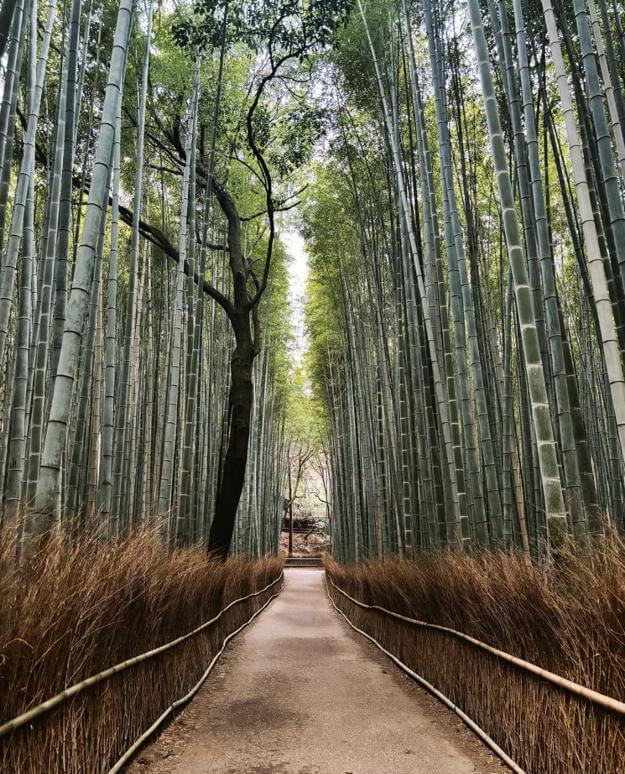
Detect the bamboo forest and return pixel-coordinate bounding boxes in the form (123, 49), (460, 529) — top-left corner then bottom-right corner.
(3, 0), (625, 770)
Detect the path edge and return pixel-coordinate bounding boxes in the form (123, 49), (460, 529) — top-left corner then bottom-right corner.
(108, 579), (284, 773)
(324, 573), (524, 774)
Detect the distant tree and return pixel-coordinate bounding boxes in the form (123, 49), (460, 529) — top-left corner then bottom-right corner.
(172, 0), (352, 556)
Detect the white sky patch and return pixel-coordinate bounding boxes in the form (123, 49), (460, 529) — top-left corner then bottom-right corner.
(282, 230), (309, 368)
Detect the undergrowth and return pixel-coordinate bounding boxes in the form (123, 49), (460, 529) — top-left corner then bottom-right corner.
(326, 538), (625, 773)
(0, 525), (282, 773)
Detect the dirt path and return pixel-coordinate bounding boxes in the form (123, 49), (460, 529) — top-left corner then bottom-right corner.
(128, 568), (505, 774)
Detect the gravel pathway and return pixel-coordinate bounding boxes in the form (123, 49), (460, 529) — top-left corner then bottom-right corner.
(128, 568), (506, 774)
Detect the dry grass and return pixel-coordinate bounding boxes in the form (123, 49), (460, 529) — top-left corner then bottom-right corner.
(0, 525), (282, 773)
(326, 538), (625, 773)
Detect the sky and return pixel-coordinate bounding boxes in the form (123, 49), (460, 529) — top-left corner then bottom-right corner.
(281, 230), (310, 368)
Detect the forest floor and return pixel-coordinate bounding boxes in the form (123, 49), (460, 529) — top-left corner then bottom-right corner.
(128, 569), (505, 774)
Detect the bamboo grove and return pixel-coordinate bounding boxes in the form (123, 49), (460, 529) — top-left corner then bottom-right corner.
(0, 0), (354, 555)
(306, 0), (625, 563)
(3, 0), (625, 565)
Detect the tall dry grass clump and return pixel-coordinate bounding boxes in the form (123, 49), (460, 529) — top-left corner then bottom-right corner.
(0, 525), (282, 773)
(326, 538), (625, 773)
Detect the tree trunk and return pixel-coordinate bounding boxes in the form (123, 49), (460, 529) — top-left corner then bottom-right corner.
(208, 320), (254, 557)
(287, 450), (294, 556)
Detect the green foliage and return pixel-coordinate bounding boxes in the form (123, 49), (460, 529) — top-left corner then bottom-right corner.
(171, 0), (353, 56)
(284, 366), (317, 441)
(268, 104), (328, 176)
(260, 235), (292, 404)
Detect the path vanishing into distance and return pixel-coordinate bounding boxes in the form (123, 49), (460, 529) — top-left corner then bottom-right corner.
(129, 569), (504, 774)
